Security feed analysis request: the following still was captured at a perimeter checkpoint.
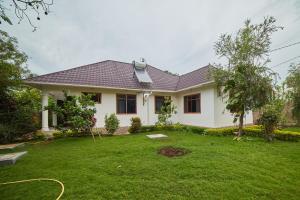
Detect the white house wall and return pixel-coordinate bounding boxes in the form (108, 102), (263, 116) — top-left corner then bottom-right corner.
(43, 84), (253, 128)
(47, 87), (177, 127)
(213, 88), (253, 127)
(176, 86), (215, 127)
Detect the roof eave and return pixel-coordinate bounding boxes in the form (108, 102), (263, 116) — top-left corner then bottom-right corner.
(175, 81), (215, 92)
(24, 80), (177, 93)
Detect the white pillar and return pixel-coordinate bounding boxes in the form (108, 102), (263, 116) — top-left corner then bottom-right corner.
(42, 91), (49, 131)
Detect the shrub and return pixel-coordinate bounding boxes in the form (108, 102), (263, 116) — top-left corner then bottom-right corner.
(139, 123), (206, 134)
(52, 131), (65, 139)
(105, 113), (120, 135)
(274, 130), (300, 142)
(140, 125), (157, 132)
(34, 130), (46, 140)
(258, 99), (284, 141)
(0, 124), (18, 144)
(129, 117), (142, 133)
(243, 127), (263, 137)
(183, 125), (206, 134)
(204, 127), (237, 136)
(156, 97), (177, 126)
(204, 126), (299, 142)
(46, 92), (96, 135)
(0, 88), (41, 144)
(52, 129), (91, 139)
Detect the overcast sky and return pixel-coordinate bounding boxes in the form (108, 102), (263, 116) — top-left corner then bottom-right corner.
(2, 0), (300, 81)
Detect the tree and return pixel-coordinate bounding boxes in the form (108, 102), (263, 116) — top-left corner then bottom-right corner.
(157, 97), (177, 126)
(0, 30), (41, 143)
(285, 63), (300, 125)
(46, 92), (96, 135)
(213, 17), (282, 136)
(0, 0), (53, 31)
(0, 30), (29, 93)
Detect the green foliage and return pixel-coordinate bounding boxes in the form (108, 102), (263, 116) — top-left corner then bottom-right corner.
(204, 125), (299, 142)
(213, 17), (282, 136)
(46, 92), (96, 134)
(140, 123), (206, 134)
(285, 63), (300, 125)
(242, 127), (263, 137)
(204, 127), (237, 136)
(34, 130), (45, 140)
(0, 30), (29, 93)
(140, 125), (157, 132)
(282, 127), (300, 133)
(129, 117), (142, 133)
(258, 99), (284, 141)
(157, 97), (177, 126)
(0, 30), (41, 143)
(52, 129), (88, 139)
(183, 125), (206, 134)
(52, 131), (64, 139)
(104, 113), (120, 135)
(274, 130), (300, 142)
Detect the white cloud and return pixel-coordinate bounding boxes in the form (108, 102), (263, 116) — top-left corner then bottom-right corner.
(2, 0), (300, 80)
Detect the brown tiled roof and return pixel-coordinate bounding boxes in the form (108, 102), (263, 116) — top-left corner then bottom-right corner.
(26, 60), (213, 91)
(176, 65), (212, 90)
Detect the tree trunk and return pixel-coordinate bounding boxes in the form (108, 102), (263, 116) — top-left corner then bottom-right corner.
(238, 112), (244, 137)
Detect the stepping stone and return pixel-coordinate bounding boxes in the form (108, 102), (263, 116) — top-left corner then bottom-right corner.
(146, 134), (168, 139)
(0, 143), (24, 150)
(0, 151), (27, 166)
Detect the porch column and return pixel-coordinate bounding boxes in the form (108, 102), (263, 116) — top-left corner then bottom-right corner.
(42, 91), (49, 131)
(52, 98), (57, 127)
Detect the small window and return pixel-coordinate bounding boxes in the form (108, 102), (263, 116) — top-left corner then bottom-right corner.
(83, 92), (101, 103)
(117, 94), (136, 114)
(155, 96), (171, 114)
(184, 94), (201, 113)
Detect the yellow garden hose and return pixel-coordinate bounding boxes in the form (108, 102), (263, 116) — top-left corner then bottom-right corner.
(0, 178), (64, 200)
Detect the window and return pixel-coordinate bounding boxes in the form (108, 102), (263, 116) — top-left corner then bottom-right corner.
(184, 94), (200, 113)
(155, 96), (171, 114)
(83, 92), (102, 103)
(117, 94), (136, 114)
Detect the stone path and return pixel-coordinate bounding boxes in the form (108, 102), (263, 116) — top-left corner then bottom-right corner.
(0, 151), (27, 166)
(146, 134), (168, 139)
(0, 143), (24, 150)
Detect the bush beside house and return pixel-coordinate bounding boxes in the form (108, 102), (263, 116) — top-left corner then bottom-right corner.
(129, 117), (142, 133)
(104, 113), (120, 135)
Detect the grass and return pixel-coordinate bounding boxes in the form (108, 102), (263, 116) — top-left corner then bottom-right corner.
(282, 127), (300, 133)
(0, 132), (300, 200)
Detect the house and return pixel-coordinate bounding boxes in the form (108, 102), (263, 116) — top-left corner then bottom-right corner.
(25, 59), (253, 131)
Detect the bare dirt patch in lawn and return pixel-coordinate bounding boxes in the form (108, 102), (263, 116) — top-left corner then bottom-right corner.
(158, 146), (190, 157)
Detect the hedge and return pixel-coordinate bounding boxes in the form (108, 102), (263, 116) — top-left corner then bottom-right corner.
(139, 124), (205, 134)
(274, 130), (300, 142)
(204, 126), (300, 141)
(204, 127), (237, 136)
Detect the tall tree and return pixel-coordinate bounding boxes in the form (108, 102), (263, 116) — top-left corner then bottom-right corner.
(0, 30), (28, 94)
(0, 0), (53, 31)
(0, 30), (40, 143)
(285, 63), (300, 125)
(213, 17), (282, 136)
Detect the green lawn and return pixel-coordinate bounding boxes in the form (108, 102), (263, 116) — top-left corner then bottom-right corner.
(282, 127), (300, 133)
(0, 132), (299, 200)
